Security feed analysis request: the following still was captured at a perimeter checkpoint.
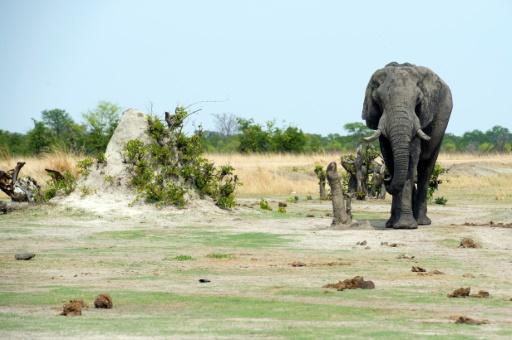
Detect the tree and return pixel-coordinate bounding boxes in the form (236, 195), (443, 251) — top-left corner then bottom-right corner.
(237, 119), (271, 153)
(485, 125), (511, 152)
(41, 109), (74, 136)
(343, 122), (372, 138)
(83, 101), (122, 154)
(0, 130), (29, 155)
(27, 119), (54, 154)
(272, 126), (306, 153)
(212, 113), (239, 136)
(41, 108), (86, 152)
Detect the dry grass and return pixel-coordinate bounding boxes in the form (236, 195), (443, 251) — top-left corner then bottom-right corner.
(208, 153), (344, 196)
(1, 152), (512, 199)
(0, 151), (81, 187)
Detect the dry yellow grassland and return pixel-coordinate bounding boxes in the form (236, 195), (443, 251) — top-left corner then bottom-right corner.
(1, 152), (512, 199)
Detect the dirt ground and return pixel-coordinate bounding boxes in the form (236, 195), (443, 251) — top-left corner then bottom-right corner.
(1, 160), (512, 338)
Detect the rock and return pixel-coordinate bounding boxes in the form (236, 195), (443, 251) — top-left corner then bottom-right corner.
(290, 261), (306, 267)
(411, 266), (426, 273)
(15, 253), (35, 260)
(397, 254), (415, 260)
(94, 294), (113, 309)
(356, 240), (367, 246)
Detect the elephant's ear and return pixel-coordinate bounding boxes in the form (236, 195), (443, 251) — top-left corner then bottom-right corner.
(416, 67), (452, 128)
(362, 70), (385, 130)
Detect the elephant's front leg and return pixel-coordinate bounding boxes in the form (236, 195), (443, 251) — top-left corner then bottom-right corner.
(393, 178), (417, 229)
(394, 140), (421, 229)
(386, 194), (400, 228)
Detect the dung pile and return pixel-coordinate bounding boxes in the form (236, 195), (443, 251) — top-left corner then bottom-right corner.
(323, 276), (375, 291)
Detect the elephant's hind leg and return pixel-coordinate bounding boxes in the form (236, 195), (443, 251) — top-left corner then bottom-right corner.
(414, 145), (442, 225)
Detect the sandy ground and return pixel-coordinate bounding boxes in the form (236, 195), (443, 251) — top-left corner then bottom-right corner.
(0, 161), (512, 338)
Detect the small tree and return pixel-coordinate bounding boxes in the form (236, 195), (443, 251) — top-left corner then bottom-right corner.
(314, 165), (327, 200)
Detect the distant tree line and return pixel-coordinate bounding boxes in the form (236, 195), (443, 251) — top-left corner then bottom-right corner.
(203, 115), (512, 154)
(0, 101), (121, 156)
(1, 106), (511, 155)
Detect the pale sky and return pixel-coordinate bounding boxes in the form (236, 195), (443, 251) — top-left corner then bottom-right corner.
(1, 0), (511, 135)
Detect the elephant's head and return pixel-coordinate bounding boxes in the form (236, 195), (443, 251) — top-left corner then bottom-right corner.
(361, 62), (446, 195)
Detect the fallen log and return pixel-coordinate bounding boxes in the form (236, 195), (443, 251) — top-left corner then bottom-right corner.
(0, 161), (40, 202)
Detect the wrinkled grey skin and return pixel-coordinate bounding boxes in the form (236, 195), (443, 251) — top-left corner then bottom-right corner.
(362, 62), (452, 229)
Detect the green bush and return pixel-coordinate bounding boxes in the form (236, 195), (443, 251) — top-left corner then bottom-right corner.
(77, 157), (94, 177)
(38, 170), (76, 202)
(124, 107), (240, 209)
(428, 163), (447, 202)
(173, 255), (193, 261)
(434, 196), (448, 205)
(287, 196), (299, 203)
(259, 199), (272, 211)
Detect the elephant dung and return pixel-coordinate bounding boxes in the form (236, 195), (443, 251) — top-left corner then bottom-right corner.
(94, 294), (113, 309)
(323, 276), (375, 291)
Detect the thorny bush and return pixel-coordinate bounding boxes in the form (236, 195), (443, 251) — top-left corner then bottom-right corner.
(123, 106), (240, 209)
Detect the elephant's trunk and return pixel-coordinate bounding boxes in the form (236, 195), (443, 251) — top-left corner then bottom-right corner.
(385, 114), (411, 195)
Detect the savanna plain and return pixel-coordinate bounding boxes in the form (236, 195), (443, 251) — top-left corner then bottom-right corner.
(1, 153), (512, 339)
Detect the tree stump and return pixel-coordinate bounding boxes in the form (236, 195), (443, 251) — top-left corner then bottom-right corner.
(326, 162), (351, 226)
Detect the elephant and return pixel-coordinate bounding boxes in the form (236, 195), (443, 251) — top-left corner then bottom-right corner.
(362, 62), (452, 229)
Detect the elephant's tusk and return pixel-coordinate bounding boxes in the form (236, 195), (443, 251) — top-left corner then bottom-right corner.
(363, 129), (381, 142)
(417, 129), (431, 141)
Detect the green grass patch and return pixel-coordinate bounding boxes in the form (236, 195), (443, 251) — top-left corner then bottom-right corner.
(0, 288), (503, 338)
(439, 238), (461, 248)
(91, 229), (289, 249)
(173, 255), (194, 261)
(195, 231), (289, 248)
(206, 253), (233, 259)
